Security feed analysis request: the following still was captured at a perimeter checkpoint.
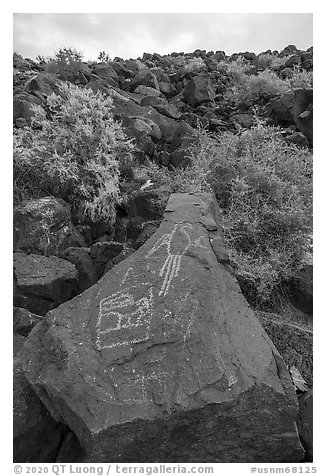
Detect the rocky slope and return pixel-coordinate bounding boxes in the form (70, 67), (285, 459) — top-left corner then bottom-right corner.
(13, 45), (313, 463)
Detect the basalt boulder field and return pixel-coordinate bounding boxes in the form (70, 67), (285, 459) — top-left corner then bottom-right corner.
(21, 193), (304, 463)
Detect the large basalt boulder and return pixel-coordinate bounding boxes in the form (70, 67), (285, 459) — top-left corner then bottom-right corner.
(280, 45), (299, 57)
(92, 63), (119, 81)
(130, 68), (160, 92)
(24, 73), (61, 101)
(169, 121), (198, 168)
(126, 189), (168, 221)
(14, 252), (79, 316)
(111, 94), (177, 143)
(140, 96), (182, 119)
(284, 54), (302, 68)
(21, 193), (303, 463)
(110, 61), (135, 79)
(13, 92), (43, 125)
(14, 197), (86, 256)
(268, 88), (313, 145)
(183, 76), (216, 107)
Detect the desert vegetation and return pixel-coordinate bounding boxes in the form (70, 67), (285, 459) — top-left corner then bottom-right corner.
(14, 82), (134, 223)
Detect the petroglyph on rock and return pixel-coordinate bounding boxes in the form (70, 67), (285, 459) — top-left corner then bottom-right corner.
(96, 284), (153, 350)
(146, 223), (207, 296)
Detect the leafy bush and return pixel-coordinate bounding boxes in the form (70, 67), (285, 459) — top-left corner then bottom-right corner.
(146, 124), (312, 308)
(13, 83), (135, 224)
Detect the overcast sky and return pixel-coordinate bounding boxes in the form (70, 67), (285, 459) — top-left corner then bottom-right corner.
(13, 13), (313, 61)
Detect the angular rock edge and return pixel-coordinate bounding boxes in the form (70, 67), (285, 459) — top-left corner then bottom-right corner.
(21, 193), (304, 463)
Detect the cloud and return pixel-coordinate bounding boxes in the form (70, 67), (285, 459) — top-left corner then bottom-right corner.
(13, 13), (313, 61)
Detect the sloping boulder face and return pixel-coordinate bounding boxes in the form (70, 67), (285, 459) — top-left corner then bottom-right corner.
(24, 73), (62, 101)
(91, 64), (119, 81)
(14, 197), (86, 256)
(21, 193), (303, 463)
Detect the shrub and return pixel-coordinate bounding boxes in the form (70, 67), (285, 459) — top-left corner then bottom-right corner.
(286, 66), (313, 88)
(254, 53), (288, 71)
(98, 51), (111, 63)
(52, 47), (84, 64)
(146, 124), (312, 308)
(225, 56), (254, 80)
(13, 83), (135, 224)
(44, 47), (86, 76)
(225, 69), (290, 107)
(183, 57), (207, 74)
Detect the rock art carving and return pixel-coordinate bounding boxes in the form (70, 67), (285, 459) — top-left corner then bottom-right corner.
(146, 223), (206, 296)
(96, 283), (153, 350)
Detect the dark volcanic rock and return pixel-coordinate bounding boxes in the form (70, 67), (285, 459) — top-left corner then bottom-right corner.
(268, 88), (313, 145)
(297, 389), (313, 461)
(89, 241), (124, 279)
(14, 197), (86, 256)
(21, 193), (303, 463)
(289, 264), (313, 314)
(126, 189), (168, 221)
(92, 63), (119, 81)
(14, 252), (79, 316)
(14, 359), (65, 463)
(183, 76), (216, 107)
(13, 92), (43, 124)
(14, 307), (42, 337)
(285, 132), (310, 148)
(24, 72), (61, 101)
(55, 431), (87, 463)
(256, 311), (313, 387)
(60, 247), (98, 293)
(130, 68), (160, 92)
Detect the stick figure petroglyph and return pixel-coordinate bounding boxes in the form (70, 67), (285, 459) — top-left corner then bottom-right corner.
(146, 223), (207, 297)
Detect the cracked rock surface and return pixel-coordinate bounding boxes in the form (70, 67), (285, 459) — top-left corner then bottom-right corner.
(21, 193), (304, 462)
